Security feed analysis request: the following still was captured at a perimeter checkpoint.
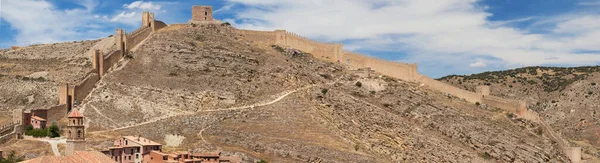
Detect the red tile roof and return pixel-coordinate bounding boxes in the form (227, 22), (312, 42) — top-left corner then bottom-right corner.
(123, 136), (162, 146)
(31, 116), (46, 121)
(68, 109), (84, 118)
(192, 151), (220, 157)
(20, 151), (115, 163)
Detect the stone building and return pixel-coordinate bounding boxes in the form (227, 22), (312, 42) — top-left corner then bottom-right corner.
(148, 151), (240, 163)
(188, 5), (222, 24)
(65, 109), (86, 156)
(101, 136), (163, 163)
(30, 114), (46, 129)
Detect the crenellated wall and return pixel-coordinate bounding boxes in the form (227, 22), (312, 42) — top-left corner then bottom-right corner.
(127, 26), (152, 51)
(238, 29), (343, 62)
(342, 51), (418, 82)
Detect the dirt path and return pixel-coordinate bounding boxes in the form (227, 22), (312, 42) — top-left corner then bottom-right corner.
(91, 76), (344, 134)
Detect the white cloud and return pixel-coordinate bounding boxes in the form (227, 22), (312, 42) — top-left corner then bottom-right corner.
(226, 0), (600, 77)
(110, 11), (137, 22)
(215, 4), (235, 13)
(0, 0), (111, 45)
(469, 61), (487, 68)
(123, 1), (161, 10)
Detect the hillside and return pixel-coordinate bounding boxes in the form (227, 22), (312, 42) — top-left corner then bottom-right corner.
(0, 38), (113, 112)
(66, 24), (574, 162)
(440, 66), (600, 159)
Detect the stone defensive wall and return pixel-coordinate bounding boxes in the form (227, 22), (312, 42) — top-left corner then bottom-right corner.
(343, 51), (418, 82)
(237, 29), (343, 62)
(126, 26), (152, 51)
(0, 122), (16, 135)
(481, 95), (522, 113)
(417, 75), (483, 103)
(236, 28), (537, 119)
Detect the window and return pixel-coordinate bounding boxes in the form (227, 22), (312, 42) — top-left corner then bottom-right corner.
(77, 130), (81, 138)
(205, 12), (208, 16)
(204, 17), (207, 20)
(136, 154), (139, 159)
(125, 140), (128, 145)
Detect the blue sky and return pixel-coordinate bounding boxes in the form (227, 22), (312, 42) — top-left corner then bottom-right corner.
(2, 0), (600, 78)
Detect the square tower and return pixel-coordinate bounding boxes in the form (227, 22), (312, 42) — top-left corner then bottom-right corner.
(192, 6), (213, 21)
(65, 109), (86, 156)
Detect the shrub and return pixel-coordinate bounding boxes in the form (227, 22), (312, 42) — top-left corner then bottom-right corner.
(25, 125), (33, 132)
(535, 127), (543, 136)
(588, 91), (593, 95)
(592, 82), (597, 86)
(354, 144), (360, 151)
(506, 112), (515, 119)
(475, 102), (480, 106)
(221, 22), (231, 26)
(48, 122), (60, 138)
(355, 81), (362, 87)
(168, 72), (178, 76)
(321, 89), (328, 95)
(257, 160), (268, 163)
(479, 152), (492, 160)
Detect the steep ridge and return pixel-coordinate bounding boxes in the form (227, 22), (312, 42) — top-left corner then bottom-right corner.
(81, 25), (568, 162)
(440, 67), (600, 161)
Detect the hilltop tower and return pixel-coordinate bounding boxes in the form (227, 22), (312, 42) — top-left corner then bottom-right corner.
(65, 109), (86, 156)
(192, 6), (213, 21)
(142, 11), (155, 27)
(189, 5), (221, 24)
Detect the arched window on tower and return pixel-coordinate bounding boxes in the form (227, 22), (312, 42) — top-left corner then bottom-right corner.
(205, 12), (208, 16)
(77, 130), (82, 138)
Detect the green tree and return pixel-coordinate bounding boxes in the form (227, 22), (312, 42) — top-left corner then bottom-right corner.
(257, 160), (268, 163)
(24, 125), (33, 132)
(48, 122), (60, 138)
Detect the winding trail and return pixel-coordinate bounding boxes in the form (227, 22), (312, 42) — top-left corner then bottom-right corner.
(197, 125), (212, 144)
(91, 76), (344, 134)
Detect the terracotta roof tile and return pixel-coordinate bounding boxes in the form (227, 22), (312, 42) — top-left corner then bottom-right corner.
(20, 151), (115, 163)
(123, 136), (162, 146)
(68, 109), (84, 118)
(31, 116), (46, 121)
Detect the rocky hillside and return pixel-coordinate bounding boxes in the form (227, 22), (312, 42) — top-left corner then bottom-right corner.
(0, 38), (113, 112)
(75, 24), (572, 162)
(440, 66), (600, 160)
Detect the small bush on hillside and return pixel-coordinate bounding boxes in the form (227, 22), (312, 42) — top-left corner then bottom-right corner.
(221, 22), (231, 26)
(354, 144), (360, 151)
(321, 89), (328, 95)
(355, 81), (362, 87)
(168, 72), (178, 76)
(257, 160), (268, 163)
(592, 82), (597, 86)
(535, 127), (543, 136)
(475, 102), (481, 106)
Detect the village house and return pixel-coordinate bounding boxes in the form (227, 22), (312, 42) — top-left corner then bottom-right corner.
(148, 151), (240, 163)
(101, 136), (163, 163)
(30, 114), (46, 129)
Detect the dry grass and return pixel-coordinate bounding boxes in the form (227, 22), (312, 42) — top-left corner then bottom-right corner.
(0, 139), (53, 158)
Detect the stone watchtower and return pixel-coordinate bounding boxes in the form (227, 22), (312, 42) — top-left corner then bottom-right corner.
(192, 6), (213, 21)
(65, 109), (86, 156)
